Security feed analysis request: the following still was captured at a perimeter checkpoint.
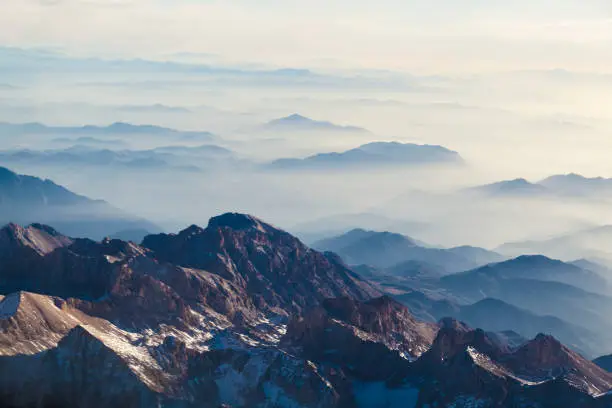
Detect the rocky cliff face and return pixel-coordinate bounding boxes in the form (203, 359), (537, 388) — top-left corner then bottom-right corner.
(142, 213), (380, 316)
(0, 215), (610, 408)
(286, 296), (437, 362)
(411, 318), (612, 407)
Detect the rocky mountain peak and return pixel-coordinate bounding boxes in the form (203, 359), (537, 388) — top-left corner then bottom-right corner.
(509, 332), (571, 370)
(424, 319), (507, 364)
(0, 222), (73, 256)
(179, 224), (205, 236)
(438, 317), (472, 332)
(142, 214), (379, 316)
(207, 212), (269, 232)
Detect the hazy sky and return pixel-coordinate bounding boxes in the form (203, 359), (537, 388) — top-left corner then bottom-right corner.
(1, 0), (612, 73)
(2, 0), (612, 247)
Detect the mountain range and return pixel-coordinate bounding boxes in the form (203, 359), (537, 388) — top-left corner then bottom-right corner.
(497, 225), (612, 264)
(0, 166), (157, 239)
(396, 291), (598, 358)
(318, 232), (612, 357)
(263, 113), (369, 133)
(0, 144), (236, 172)
(313, 228), (504, 272)
(441, 255), (609, 294)
(0, 121), (215, 140)
(469, 174), (612, 198)
(0, 215), (610, 407)
(433, 255), (612, 353)
(269, 141), (463, 170)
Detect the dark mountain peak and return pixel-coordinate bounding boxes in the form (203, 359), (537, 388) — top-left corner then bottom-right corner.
(536, 173), (612, 196)
(513, 254), (560, 263)
(142, 214), (379, 316)
(270, 140), (461, 169)
(345, 227), (369, 235)
(516, 333), (565, 360)
(0, 168), (98, 209)
(108, 121), (138, 129)
(453, 253), (592, 281)
(556, 172), (588, 180)
(364, 294), (402, 309)
(541, 173), (600, 183)
(267, 113), (316, 126)
(327, 228), (415, 247)
(265, 113), (367, 133)
(472, 254), (564, 270)
(315, 227), (488, 272)
(179, 224), (205, 236)
(504, 333), (612, 393)
(357, 141), (460, 157)
(438, 317), (472, 332)
(207, 213), (268, 232)
(321, 251), (346, 266)
(504, 333), (584, 379)
(426, 319), (507, 363)
(98, 237), (147, 259)
(103, 122), (171, 134)
(509, 177), (530, 184)
(471, 177), (549, 196)
(488, 178), (534, 188)
(283, 113), (310, 122)
(468, 297), (511, 309)
(532, 333), (565, 352)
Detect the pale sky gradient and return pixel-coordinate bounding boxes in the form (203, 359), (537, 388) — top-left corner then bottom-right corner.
(1, 0), (612, 73)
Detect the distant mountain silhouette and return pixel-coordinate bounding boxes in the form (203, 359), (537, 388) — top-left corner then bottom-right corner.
(269, 141), (463, 170)
(0, 166), (158, 239)
(539, 173), (612, 196)
(497, 225), (612, 263)
(442, 254), (608, 295)
(313, 228), (501, 272)
(264, 113), (369, 133)
(570, 258), (612, 278)
(396, 291), (597, 357)
(447, 245), (507, 266)
(0, 144), (236, 172)
(468, 178), (549, 197)
(468, 173), (612, 198)
(0, 121), (215, 140)
(435, 255), (612, 348)
(292, 212), (429, 245)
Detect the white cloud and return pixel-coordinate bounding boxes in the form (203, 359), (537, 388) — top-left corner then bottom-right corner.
(0, 0), (611, 73)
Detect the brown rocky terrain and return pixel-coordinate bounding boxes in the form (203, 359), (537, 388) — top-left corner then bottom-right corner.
(0, 215), (609, 407)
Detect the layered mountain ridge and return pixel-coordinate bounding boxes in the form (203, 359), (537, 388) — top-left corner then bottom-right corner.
(0, 166), (158, 239)
(0, 215), (609, 407)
